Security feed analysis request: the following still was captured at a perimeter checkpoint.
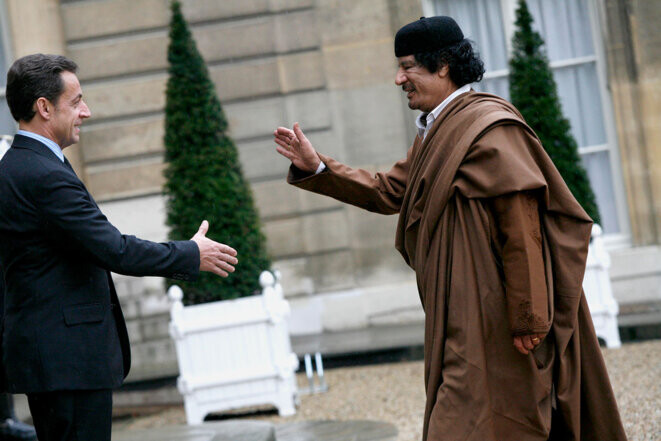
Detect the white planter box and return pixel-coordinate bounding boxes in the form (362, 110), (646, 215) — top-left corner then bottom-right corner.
(168, 271), (299, 424)
(583, 224), (622, 348)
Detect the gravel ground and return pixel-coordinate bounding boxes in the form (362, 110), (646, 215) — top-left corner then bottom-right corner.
(114, 339), (661, 440)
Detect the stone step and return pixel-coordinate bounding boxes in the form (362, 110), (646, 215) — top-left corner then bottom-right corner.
(112, 420), (397, 441)
(291, 322), (424, 357)
(618, 301), (661, 326)
(276, 420), (397, 441)
(113, 421), (275, 441)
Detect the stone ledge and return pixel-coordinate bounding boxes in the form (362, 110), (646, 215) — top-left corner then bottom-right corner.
(62, 0), (315, 42)
(276, 420), (397, 441)
(618, 301), (661, 326)
(291, 322), (423, 357)
(71, 11), (319, 82)
(113, 420), (275, 441)
(112, 420), (396, 441)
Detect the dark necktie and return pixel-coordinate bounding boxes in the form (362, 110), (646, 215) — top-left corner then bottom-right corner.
(63, 156), (76, 175)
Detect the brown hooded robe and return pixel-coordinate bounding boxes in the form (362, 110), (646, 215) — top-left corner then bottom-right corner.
(288, 92), (627, 441)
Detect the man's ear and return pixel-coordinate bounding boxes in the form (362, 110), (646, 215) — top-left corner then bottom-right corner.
(34, 97), (52, 121)
(437, 64), (450, 78)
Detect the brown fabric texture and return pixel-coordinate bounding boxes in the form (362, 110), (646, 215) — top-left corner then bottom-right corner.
(287, 91), (627, 441)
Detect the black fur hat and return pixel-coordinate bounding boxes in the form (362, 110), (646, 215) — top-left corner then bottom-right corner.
(395, 16), (464, 57)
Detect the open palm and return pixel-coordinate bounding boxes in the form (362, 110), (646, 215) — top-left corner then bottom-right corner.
(273, 122), (320, 173)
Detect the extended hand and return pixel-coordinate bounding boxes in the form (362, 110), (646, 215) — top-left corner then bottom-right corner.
(191, 220), (238, 277)
(513, 333), (546, 355)
(273, 122), (321, 173)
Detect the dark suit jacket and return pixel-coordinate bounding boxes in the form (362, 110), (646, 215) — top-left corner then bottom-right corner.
(0, 134), (199, 393)
(0, 267), (6, 392)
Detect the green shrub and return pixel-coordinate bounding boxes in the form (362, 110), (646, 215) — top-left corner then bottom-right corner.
(509, 0), (600, 224)
(163, 1), (271, 304)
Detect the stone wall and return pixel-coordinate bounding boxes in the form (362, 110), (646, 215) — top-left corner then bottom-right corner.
(55, 0), (424, 381)
(600, 0), (661, 245)
(597, 0), (661, 322)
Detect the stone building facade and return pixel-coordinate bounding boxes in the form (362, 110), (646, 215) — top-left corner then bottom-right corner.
(0, 0), (659, 381)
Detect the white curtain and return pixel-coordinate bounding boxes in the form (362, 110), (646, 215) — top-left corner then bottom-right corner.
(526, 0), (595, 61)
(581, 150), (619, 233)
(430, 0), (620, 234)
(0, 23), (7, 84)
(432, 0), (509, 72)
(0, 20), (13, 135)
(0, 102), (12, 134)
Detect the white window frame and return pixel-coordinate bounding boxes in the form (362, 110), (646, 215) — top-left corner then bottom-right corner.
(0, 0), (17, 137)
(0, 0), (11, 96)
(422, 0), (631, 249)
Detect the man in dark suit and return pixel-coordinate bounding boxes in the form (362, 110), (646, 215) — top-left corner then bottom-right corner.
(0, 54), (239, 441)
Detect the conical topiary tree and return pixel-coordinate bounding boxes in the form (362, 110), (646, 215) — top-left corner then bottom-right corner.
(509, 0), (601, 224)
(163, 0), (271, 304)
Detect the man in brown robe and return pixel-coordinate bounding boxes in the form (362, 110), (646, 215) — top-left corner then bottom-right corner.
(273, 16), (627, 441)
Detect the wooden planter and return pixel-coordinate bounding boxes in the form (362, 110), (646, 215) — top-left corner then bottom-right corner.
(583, 224), (622, 348)
(168, 271), (299, 424)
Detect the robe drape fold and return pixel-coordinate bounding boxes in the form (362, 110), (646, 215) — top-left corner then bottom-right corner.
(288, 91), (627, 441)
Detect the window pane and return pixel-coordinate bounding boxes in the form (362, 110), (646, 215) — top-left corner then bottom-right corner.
(0, 98), (15, 135)
(553, 62), (606, 147)
(581, 151), (619, 234)
(527, 0), (595, 61)
(474, 75), (510, 101)
(431, 0), (508, 72)
(0, 24), (6, 88)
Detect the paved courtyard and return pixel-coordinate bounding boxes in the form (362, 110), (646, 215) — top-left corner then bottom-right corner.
(113, 339), (660, 441)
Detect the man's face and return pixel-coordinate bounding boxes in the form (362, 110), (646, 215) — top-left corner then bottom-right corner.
(395, 55), (449, 113)
(48, 71), (91, 148)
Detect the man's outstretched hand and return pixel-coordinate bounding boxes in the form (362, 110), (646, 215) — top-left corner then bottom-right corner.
(191, 220), (238, 277)
(273, 122), (321, 173)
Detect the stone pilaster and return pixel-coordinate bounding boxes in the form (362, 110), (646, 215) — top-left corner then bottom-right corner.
(600, 0), (661, 245)
(5, 0), (86, 178)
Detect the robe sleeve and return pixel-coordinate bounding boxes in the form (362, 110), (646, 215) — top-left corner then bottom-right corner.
(455, 123), (553, 336)
(286, 150), (410, 215)
(488, 191), (551, 336)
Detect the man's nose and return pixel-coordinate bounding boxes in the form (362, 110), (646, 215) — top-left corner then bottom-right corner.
(81, 101), (91, 119)
(395, 69), (406, 86)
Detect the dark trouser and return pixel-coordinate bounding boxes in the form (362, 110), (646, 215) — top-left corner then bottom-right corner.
(0, 393), (14, 419)
(27, 389), (112, 441)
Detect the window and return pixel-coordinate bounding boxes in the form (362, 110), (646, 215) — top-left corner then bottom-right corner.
(424, 0), (629, 242)
(0, 0), (15, 136)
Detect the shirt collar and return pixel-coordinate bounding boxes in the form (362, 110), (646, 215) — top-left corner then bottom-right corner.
(16, 130), (65, 162)
(416, 84), (472, 138)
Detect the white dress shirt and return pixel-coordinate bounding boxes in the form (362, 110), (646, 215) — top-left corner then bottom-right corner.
(415, 84), (471, 141)
(17, 129), (65, 162)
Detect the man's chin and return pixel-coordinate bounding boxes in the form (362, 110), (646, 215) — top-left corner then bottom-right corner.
(62, 138), (78, 149)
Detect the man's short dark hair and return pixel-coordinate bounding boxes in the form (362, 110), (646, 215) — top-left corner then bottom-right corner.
(5, 54), (78, 123)
(414, 40), (485, 87)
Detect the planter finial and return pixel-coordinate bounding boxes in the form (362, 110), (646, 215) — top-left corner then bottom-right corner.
(259, 271), (275, 288)
(168, 285), (184, 302)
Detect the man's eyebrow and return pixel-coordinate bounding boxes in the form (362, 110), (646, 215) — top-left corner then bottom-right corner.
(71, 93), (83, 102)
